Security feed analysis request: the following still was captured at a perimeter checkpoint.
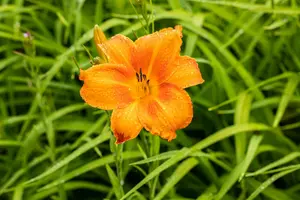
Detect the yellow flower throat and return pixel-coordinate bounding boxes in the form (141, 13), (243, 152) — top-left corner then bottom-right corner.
(136, 68), (150, 98)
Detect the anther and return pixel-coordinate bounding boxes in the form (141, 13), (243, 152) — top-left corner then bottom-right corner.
(142, 74), (146, 81)
(136, 72), (140, 82)
(146, 79), (150, 85)
(139, 68), (143, 80)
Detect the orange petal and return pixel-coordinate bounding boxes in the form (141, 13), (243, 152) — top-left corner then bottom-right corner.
(133, 25), (182, 82)
(98, 34), (136, 69)
(111, 101), (142, 144)
(79, 64), (135, 110)
(165, 56), (205, 88)
(137, 83), (193, 141)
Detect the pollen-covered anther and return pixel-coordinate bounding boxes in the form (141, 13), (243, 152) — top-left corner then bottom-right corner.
(136, 68), (150, 98)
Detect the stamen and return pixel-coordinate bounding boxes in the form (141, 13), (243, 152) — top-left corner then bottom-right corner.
(136, 68), (150, 98)
(139, 68), (143, 80)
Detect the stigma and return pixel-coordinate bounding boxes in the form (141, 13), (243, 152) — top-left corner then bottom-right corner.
(136, 68), (150, 98)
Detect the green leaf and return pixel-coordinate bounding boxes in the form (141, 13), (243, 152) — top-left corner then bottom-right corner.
(106, 165), (123, 199)
(246, 152), (300, 177)
(130, 150), (180, 165)
(25, 129), (110, 185)
(190, 0), (300, 15)
(234, 92), (253, 162)
(31, 181), (110, 200)
(153, 157), (199, 200)
(214, 134), (263, 200)
(246, 178), (295, 200)
(38, 151), (142, 191)
(121, 123), (272, 200)
(0, 140), (21, 147)
(273, 75), (299, 127)
(246, 166), (300, 200)
(12, 185), (23, 200)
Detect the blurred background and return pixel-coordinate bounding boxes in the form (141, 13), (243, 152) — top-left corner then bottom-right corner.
(0, 0), (300, 199)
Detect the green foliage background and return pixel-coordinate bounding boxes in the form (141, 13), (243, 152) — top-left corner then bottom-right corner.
(1, 0), (300, 199)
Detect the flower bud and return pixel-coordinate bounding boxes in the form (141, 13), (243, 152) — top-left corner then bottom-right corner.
(94, 25), (108, 62)
(23, 32), (35, 57)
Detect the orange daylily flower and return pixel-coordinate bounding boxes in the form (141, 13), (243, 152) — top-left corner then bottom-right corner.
(79, 25), (204, 144)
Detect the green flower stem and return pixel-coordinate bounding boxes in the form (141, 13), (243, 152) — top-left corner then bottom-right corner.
(150, 135), (160, 199)
(115, 143), (125, 196)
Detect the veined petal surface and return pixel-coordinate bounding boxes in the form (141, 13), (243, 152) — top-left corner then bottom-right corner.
(137, 83), (193, 141)
(79, 64), (135, 110)
(133, 26), (182, 83)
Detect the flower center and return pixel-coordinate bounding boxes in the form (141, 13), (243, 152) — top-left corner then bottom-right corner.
(136, 68), (150, 98)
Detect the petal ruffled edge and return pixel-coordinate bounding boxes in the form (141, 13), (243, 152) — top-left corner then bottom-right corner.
(164, 56), (204, 88)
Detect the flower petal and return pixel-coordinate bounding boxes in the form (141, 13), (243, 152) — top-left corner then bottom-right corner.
(165, 56), (205, 88)
(111, 101), (142, 144)
(79, 64), (135, 110)
(133, 25), (182, 82)
(99, 34), (136, 69)
(137, 83), (193, 141)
